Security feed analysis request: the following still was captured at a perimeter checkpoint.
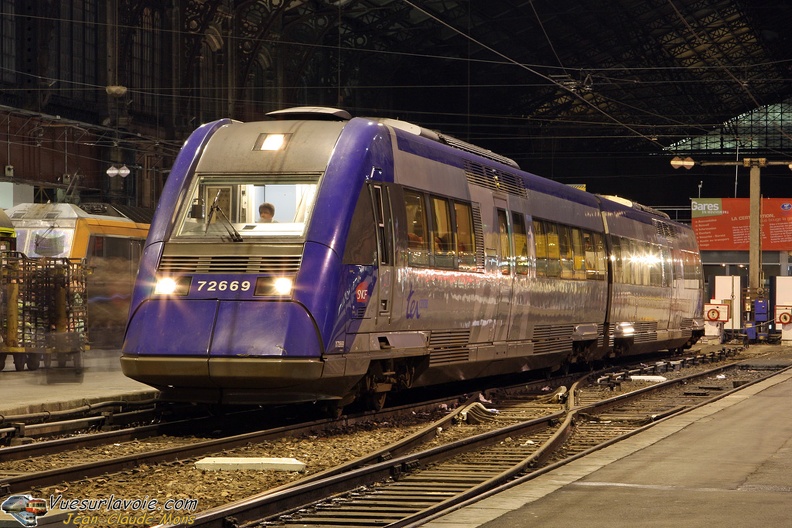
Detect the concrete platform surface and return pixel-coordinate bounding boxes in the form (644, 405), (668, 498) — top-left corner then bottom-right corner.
(424, 366), (792, 528)
(0, 349), (157, 416)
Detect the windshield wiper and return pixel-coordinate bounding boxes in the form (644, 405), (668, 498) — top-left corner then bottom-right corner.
(205, 190), (243, 242)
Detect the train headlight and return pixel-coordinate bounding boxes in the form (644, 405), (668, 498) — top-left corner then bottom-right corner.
(273, 277), (293, 295)
(154, 276), (191, 296)
(254, 276), (294, 296)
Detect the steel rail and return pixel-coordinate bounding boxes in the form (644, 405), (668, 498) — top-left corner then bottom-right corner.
(0, 395), (470, 495)
(169, 359), (775, 528)
(408, 362), (792, 528)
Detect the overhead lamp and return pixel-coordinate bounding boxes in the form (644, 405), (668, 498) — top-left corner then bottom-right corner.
(670, 156), (695, 170)
(107, 165), (131, 178)
(105, 85), (128, 97)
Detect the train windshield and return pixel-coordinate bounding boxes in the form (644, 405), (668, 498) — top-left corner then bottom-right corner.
(13, 224), (76, 258)
(173, 174), (319, 240)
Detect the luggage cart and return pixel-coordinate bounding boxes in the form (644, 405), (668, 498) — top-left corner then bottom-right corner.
(0, 252), (88, 372)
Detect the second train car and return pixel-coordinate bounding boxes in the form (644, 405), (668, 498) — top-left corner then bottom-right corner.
(121, 107), (705, 411)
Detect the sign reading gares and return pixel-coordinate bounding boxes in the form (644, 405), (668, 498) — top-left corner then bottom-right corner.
(691, 198), (792, 250)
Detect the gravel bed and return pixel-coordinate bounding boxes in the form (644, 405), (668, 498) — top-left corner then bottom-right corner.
(28, 412), (458, 519)
(19, 343), (792, 525)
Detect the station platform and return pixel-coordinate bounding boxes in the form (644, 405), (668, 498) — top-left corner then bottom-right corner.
(424, 358), (792, 528)
(0, 349), (157, 417)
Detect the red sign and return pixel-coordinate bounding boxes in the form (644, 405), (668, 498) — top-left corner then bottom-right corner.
(691, 198), (792, 250)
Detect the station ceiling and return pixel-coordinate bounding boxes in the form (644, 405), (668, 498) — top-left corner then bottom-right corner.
(206, 0), (792, 203)
(237, 1), (791, 163)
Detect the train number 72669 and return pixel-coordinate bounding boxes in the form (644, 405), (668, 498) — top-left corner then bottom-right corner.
(196, 280), (252, 292)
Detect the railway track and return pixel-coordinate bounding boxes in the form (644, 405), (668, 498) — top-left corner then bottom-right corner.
(0, 398), (160, 445)
(0, 346), (761, 526)
(171, 353), (781, 528)
(0, 394), (476, 496)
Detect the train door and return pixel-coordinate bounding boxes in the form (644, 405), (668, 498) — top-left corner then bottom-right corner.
(370, 182), (395, 324)
(494, 204), (514, 341)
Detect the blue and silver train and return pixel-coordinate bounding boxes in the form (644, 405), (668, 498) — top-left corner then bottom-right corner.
(120, 107), (705, 411)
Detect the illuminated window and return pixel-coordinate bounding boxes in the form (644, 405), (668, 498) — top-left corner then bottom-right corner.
(405, 190), (429, 266)
(512, 212), (529, 275)
(454, 202), (476, 271)
(431, 196), (454, 269)
(533, 220), (547, 277)
(497, 208), (510, 275)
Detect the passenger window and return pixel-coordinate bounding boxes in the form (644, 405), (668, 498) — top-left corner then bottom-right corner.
(583, 231), (597, 280)
(661, 247), (672, 287)
(682, 250), (702, 287)
(571, 228), (585, 280)
(624, 238), (635, 284)
(620, 238), (632, 284)
(631, 239), (645, 285)
(558, 224), (574, 279)
(545, 222), (560, 277)
(533, 220), (547, 277)
(583, 231), (607, 281)
(648, 243), (662, 287)
(512, 212), (529, 275)
(405, 190), (429, 266)
(454, 202), (476, 271)
(611, 236), (624, 283)
(593, 232), (606, 280)
(497, 209), (510, 275)
(431, 196), (455, 268)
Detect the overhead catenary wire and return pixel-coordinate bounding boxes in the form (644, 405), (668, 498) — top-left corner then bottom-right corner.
(0, 2), (788, 162)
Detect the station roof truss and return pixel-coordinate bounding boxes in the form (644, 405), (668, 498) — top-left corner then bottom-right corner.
(179, 0), (792, 163)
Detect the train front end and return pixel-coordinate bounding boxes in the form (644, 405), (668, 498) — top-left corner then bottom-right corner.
(121, 110), (373, 404)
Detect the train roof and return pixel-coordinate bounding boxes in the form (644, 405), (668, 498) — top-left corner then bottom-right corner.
(597, 195), (671, 220)
(266, 106), (521, 170)
(5, 202), (153, 224)
(261, 107), (668, 217)
(85, 203), (155, 224)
